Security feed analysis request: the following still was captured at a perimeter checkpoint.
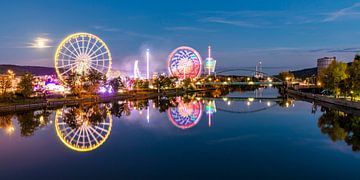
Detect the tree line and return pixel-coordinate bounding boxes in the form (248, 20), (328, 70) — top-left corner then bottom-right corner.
(318, 55), (360, 98)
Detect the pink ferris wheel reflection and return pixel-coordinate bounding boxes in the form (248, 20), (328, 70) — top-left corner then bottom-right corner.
(168, 98), (203, 129)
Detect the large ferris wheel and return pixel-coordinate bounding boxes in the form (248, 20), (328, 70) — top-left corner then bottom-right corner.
(54, 32), (112, 83)
(168, 46), (202, 79)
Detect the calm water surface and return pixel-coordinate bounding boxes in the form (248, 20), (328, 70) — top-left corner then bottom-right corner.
(1, 88), (360, 179)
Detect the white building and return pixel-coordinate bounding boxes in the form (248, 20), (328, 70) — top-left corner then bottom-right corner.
(317, 57), (335, 75)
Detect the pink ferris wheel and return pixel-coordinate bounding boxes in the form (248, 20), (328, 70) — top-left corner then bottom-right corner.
(168, 46), (202, 79)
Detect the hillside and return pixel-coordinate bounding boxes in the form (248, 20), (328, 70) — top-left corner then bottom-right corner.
(0, 64), (56, 76)
(291, 67), (317, 79)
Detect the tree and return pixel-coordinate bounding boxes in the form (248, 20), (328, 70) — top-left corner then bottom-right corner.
(182, 78), (192, 90)
(109, 77), (124, 93)
(154, 75), (165, 92)
(349, 58), (360, 96)
(319, 60), (348, 96)
(354, 54), (360, 61)
(134, 79), (149, 90)
(65, 72), (82, 97)
(16, 111), (38, 137)
(278, 71), (295, 82)
(0, 76), (12, 95)
(85, 68), (106, 94)
(18, 73), (34, 98)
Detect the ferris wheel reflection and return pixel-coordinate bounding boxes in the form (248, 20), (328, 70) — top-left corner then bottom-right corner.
(55, 104), (112, 152)
(167, 98), (203, 129)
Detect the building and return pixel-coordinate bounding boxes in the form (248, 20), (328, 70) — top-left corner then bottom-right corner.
(317, 57), (335, 75)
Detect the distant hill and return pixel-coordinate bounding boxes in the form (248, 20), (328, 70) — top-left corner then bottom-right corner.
(0, 64), (56, 76)
(291, 67), (317, 79)
(290, 62), (353, 79)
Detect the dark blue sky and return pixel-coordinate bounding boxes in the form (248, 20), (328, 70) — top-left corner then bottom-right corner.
(1, 0), (360, 73)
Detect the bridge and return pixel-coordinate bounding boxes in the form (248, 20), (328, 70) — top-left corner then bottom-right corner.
(204, 81), (283, 85)
(204, 96), (289, 115)
(202, 67), (284, 86)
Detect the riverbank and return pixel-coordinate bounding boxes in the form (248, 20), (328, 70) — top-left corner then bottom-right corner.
(0, 89), (204, 113)
(286, 89), (360, 113)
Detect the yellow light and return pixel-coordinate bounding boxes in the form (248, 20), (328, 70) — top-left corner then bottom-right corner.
(248, 98), (254, 102)
(317, 82), (322, 86)
(227, 78), (231, 81)
(7, 126), (15, 134)
(55, 110), (113, 152)
(39, 116), (44, 124)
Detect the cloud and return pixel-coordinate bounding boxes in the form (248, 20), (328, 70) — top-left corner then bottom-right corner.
(93, 25), (166, 41)
(27, 37), (52, 49)
(93, 25), (120, 32)
(307, 47), (360, 53)
(200, 17), (258, 27)
(323, 3), (360, 22)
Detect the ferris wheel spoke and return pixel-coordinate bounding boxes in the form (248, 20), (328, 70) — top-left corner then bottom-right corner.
(89, 126), (105, 139)
(84, 36), (92, 55)
(83, 128), (89, 147)
(87, 39), (98, 56)
(58, 51), (77, 60)
(60, 46), (78, 59)
(60, 65), (78, 76)
(84, 128), (94, 147)
(94, 126), (109, 133)
(69, 128), (81, 143)
(57, 59), (76, 63)
(62, 45), (80, 59)
(88, 127), (99, 145)
(90, 51), (108, 60)
(75, 37), (83, 54)
(58, 63), (76, 69)
(82, 36), (85, 54)
(63, 127), (77, 139)
(89, 44), (105, 57)
(75, 128), (83, 147)
(69, 40), (81, 57)
(91, 59), (110, 63)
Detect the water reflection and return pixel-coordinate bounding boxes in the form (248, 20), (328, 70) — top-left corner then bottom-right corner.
(55, 104), (112, 152)
(318, 109), (360, 151)
(0, 113), (14, 134)
(1, 88), (360, 153)
(168, 97), (203, 129)
(16, 109), (52, 136)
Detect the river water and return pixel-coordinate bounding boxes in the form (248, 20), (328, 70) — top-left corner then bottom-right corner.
(1, 87), (360, 179)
